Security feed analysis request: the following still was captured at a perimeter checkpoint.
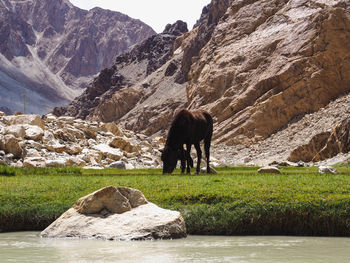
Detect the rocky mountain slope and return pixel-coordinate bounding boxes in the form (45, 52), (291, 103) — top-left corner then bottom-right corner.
(0, 0), (155, 115)
(56, 21), (189, 136)
(56, 0), (350, 165)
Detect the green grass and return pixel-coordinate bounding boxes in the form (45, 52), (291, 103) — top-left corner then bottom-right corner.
(1, 166), (350, 236)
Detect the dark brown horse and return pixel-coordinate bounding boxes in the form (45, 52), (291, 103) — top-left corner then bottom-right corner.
(161, 109), (213, 174)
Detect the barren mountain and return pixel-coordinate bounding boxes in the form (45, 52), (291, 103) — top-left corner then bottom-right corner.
(0, 0), (155, 115)
(58, 0), (350, 165)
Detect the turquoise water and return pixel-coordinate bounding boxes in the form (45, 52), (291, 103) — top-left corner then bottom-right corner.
(0, 232), (349, 263)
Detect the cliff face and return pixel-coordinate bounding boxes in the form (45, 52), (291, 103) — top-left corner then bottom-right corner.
(0, 0), (155, 115)
(187, 0), (350, 146)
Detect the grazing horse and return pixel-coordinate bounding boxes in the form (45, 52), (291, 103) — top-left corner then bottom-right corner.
(161, 109), (213, 174)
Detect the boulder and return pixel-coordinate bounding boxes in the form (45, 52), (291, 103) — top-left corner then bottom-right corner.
(93, 144), (123, 161)
(108, 161), (127, 169)
(2, 114), (44, 129)
(1, 134), (23, 158)
(40, 186), (186, 240)
(258, 166), (281, 174)
(66, 144), (83, 155)
(101, 122), (122, 136)
(45, 140), (67, 153)
(24, 125), (44, 141)
(318, 166), (339, 174)
(4, 125), (26, 138)
(66, 157), (86, 167)
(109, 137), (140, 153)
(23, 157), (46, 168)
(46, 159), (67, 167)
(0, 111), (5, 117)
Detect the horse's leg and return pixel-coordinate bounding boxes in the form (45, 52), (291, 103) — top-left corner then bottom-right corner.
(194, 143), (202, 174)
(180, 147), (186, 174)
(204, 136), (211, 173)
(186, 143), (192, 174)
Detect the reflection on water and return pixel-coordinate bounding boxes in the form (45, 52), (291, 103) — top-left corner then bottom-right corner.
(0, 232), (349, 263)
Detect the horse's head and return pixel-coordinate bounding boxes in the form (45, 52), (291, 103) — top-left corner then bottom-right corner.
(161, 146), (181, 174)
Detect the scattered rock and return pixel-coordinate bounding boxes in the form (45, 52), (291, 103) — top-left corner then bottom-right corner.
(318, 166), (339, 174)
(108, 161), (127, 169)
(258, 166), (281, 174)
(40, 186), (186, 240)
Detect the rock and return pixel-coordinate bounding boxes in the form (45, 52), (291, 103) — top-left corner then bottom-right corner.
(318, 166), (339, 174)
(4, 125), (26, 138)
(40, 186), (186, 240)
(93, 144), (123, 161)
(109, 137), (140, 153)
(25, 148), (41, 158)
(200, 166), (218, 174)
(108, 161), (126, 169)
(66, 157), (86, 167)
(23, 157), (46, 168)
(101, 122), (122, 136)
(45, 141), (67, 153)
(1, 134), (23, 158)
(187, 1), (350, 146)
(44, 114), (56, 123)
(24, 125), (44, 141)
(0, 111), (5, 117)
(258, 166), (281, 174)
(46, 159), (67, 167)
(2, 115), (45, 129)
(66, 144), (83, 155)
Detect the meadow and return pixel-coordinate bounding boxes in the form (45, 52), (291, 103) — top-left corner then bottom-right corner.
(1, 165), (350, 236)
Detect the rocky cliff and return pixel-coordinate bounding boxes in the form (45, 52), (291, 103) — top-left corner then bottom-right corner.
(0, 0), (155, 115)
(56, 0), (350, 165)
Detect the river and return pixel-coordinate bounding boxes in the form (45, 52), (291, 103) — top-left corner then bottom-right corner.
(0, 232), (349, 262)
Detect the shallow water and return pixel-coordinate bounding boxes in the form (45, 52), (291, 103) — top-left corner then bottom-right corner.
(0, 232), (349, 263)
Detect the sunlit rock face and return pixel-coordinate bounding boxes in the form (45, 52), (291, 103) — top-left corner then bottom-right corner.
(187, 0), (350, 146)
(0, 0), (155, 115)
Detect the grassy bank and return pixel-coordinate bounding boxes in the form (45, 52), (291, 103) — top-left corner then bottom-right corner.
(1, 166), (350, 236)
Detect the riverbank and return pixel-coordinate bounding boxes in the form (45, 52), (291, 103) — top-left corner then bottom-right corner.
(1, 166), (350, 236)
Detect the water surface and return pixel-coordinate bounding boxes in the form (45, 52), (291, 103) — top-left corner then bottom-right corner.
(0, 232), (349, 263)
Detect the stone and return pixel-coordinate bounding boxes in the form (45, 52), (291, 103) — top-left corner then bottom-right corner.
(4, 125), (26, 138)
(200, 166), (218, 174)
(258, 166), (281, 174)
(24, 125), (44, 141)
(25, 148), (41, 158)
(40, 186), (186, 240)
(66, 144), (83, 155)
(46, 159), (67, 167)
(45, 141), (67, 153)
(44, 114), (56, 123)
(108, 161), (126, 169)
(23, 157), (46, 168)
(101, 122), (122, 136)
(109, 137), (140, 153)
(66, 157), (86, 167)
(93, 144), (123, 161)
(2, 115), (45, 129)
(1, 134), (23, 158)
(0, 111), (5, 117)
(318, 166), (339, 174)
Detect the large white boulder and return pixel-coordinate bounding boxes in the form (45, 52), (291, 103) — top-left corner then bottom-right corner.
(41, 186), (186, 240)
